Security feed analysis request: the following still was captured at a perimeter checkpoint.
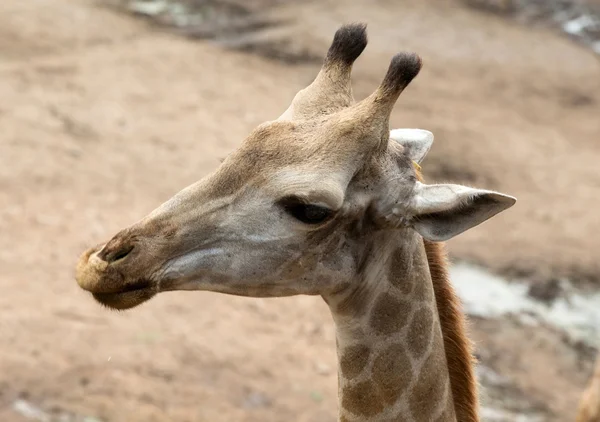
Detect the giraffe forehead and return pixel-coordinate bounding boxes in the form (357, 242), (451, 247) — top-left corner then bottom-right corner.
(239, 111), (386, 165)
(209, 112), (406, 209)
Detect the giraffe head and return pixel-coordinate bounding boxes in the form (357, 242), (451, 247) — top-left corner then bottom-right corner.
(75, 24), (515, 310)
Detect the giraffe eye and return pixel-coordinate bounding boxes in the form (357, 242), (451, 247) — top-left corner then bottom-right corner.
(280, 197), (333, 225)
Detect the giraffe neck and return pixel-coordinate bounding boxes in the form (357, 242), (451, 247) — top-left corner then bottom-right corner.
(325, 230), (456, 422)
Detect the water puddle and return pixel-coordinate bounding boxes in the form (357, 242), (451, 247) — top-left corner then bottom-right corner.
(451, 262), (600, 348)
(12, 399), (103, 422)
(13, 400), (49, 422)
(467, 0), (600, 56)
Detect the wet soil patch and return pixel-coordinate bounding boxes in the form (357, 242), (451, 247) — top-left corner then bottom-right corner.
(106, 0), (321, 64)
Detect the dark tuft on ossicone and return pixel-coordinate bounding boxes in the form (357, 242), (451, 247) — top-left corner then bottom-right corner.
(325, 23), (368, 66)
(380, 52), (423, 94)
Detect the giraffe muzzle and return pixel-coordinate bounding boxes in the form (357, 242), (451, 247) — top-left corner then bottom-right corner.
(75, 230), (160, 310)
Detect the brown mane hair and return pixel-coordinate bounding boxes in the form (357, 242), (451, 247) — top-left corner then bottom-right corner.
(416, 167), (479, 422)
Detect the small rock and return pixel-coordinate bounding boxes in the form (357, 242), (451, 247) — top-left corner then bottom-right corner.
(314, 361), (332, 376)
(242, 391), (271, 409)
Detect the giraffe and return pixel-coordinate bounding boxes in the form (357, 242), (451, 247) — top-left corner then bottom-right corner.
(576, 352), (600, 422)
(75, 23), (516, 421)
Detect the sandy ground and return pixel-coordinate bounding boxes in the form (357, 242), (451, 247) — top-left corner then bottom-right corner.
(0, 0), (598, 421)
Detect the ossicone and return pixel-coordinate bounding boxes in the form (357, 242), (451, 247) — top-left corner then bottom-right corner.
(378, 52), (423, 98)
(278, 22), (369, 120)
(325, 23), (368, 67)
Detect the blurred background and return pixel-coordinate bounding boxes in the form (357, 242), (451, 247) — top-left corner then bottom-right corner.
(1, 0), (599, 421)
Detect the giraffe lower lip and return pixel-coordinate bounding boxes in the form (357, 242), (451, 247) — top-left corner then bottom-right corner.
(92, 285), (156, 310)
(85, 278), (152, 295)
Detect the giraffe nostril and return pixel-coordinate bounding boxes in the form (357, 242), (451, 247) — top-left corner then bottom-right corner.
(99, 243), (134, 264)
(112, 245), (134, 262)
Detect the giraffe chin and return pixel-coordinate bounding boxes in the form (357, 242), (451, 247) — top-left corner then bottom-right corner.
(92, 287), (156, 310)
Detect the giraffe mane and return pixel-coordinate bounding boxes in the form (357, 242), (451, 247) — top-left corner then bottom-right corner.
(416, 168), (480, 422)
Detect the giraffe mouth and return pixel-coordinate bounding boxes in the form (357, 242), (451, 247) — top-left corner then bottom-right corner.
(91, 279), (156, 310)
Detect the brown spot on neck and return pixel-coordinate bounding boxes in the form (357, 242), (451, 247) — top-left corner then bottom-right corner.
(409, 336), (448, 421)
(341, 380), (385, 417)
(339, 344), (371, 380)
(407, 307), (434, 359)
(369, 293), (411, 335)
(409, 327), (453, 420)
(371, 343), (412, 405)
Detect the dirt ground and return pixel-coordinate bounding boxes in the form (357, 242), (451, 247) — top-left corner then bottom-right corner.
(1, 0), (599, 421)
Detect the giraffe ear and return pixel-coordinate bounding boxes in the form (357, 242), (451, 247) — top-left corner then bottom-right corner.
(409, 182), (516, 241)
(390, 129), (433, 164)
